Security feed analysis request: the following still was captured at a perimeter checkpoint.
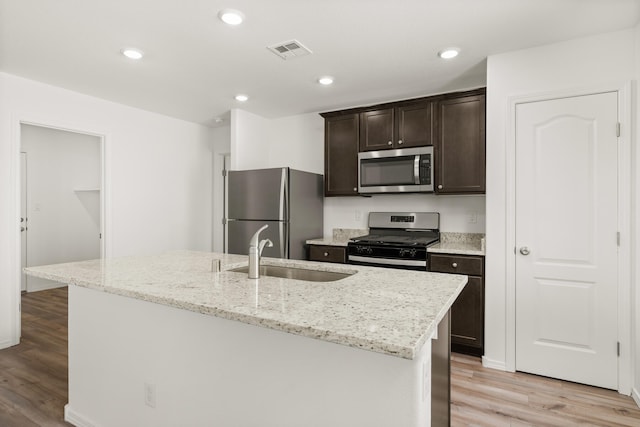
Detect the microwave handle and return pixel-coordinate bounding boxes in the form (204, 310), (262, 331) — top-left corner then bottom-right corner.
(414, 155), (420, 185)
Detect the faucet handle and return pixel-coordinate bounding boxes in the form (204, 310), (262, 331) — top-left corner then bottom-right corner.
(250, 224), (269, 247)
(258, 238), (273, 256)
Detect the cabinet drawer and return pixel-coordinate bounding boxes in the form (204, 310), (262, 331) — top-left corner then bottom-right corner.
(429, 254), (483, 276)
(309, 245), (347, 264)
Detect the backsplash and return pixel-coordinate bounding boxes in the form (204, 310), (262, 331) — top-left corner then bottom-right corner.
(323, 194), (486, 239)
(440, 232), (486, 252)
(333, 228), (368, 242)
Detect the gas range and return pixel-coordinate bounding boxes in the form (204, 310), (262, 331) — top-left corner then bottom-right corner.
(347, 212), (440, 270)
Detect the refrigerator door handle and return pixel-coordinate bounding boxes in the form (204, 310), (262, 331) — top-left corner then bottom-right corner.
(279, 168), (288, 221)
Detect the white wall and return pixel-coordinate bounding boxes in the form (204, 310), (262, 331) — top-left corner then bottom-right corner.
(268, 113), (325, 175)
(485, 29), (637, 376)
(230, 109), (270, 170)
(0, 72), (213, 349)
(231, 110), (487, 238)
(21, 124), (101, 291)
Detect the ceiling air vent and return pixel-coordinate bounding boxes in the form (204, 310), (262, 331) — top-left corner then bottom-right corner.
(267, 40), (312, 60)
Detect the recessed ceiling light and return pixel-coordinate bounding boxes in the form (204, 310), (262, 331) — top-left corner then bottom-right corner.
(235, 94), (249, 102)
(121, 48), (144, 60)
(218, 9), (245, 25)
(318, 76), (334, 86)
(438, 48), (460, 59)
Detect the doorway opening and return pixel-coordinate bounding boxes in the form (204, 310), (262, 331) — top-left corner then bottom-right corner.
(20, 124), (103, 293)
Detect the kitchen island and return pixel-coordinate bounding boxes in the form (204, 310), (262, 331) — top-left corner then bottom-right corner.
(25, 251), (467, 427)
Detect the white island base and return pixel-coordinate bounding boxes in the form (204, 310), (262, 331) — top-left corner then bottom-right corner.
(65, 285), (449, 427)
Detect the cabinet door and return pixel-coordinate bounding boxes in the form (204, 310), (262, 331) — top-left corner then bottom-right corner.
(324, 114), (359, 196)
(359, 108), (394, 151)
(396, 101), (433, 148)
(450, 275), (484, 355)
(435, 93), (486, 194)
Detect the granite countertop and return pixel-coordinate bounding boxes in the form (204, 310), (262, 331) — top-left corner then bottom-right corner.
(24, 250), (466, 360)
(428, 232), (485, 256)
(309, 229), (486, 256)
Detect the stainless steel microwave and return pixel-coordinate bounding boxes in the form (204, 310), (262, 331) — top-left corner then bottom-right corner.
(358, 146), (434, 194)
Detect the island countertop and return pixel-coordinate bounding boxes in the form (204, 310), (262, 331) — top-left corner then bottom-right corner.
(24, 250), (467, 360)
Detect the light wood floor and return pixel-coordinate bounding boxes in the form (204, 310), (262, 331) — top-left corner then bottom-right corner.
(451, 354), (640, 426)
(1, 287), (639, 426)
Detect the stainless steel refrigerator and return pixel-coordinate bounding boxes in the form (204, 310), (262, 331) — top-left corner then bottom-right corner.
(226, 167), (323, 260)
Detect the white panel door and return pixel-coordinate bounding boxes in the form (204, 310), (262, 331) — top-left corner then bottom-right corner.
(515, 92), (618, 389)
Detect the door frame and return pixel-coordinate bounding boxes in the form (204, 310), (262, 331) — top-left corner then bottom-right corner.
(9, 113), (110, 346)
(505, 82), (632, 394)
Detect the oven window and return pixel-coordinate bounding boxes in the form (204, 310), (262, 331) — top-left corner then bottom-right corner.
(360, 156), (415, 186)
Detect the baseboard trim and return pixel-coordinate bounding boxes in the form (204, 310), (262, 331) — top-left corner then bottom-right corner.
(632, 387), (640, 409)
(0, 338), (18, 351)
(65, 404), (95, 427)
(482, 356), (508, 371)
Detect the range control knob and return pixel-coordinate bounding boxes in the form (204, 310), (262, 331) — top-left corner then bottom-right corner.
(356, 245), (373, 255)
(399, 249), (418, 258)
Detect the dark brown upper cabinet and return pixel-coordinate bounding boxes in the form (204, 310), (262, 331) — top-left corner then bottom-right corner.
(322, 113), (359, 197)
(359, 100), (433, 152)
(320, 88), (485, 197)
(435, 89), (486, 194)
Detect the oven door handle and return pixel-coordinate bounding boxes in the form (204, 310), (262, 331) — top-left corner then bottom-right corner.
(348, 255), (427, 268)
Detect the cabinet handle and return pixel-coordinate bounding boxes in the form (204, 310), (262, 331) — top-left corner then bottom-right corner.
(353, 187), (357, 192)
(452, 262), (458, 268)
(438, 184), (443, 190)
(387, 141), (392, 146)
(324, 252), (329, 257)
(398, 140), (403, 145)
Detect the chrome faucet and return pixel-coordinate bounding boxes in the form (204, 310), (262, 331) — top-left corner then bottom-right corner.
(248, 224), (273, 279)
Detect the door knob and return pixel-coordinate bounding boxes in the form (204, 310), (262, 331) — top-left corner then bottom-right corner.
(20, 227), (25, 232)
(519, 246), (530, 256)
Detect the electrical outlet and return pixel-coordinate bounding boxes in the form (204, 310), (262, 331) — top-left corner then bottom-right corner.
(144, 383), (156, 408)
(467, 212), (478, 224)
(355, 210), (362, 221)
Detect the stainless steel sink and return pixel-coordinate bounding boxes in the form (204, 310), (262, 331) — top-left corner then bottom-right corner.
(229, 265), (354, 282)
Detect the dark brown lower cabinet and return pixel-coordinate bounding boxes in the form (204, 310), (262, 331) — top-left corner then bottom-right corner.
(428, 253), (484, 357)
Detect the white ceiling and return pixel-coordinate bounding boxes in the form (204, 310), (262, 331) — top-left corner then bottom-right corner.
(1, 0), (639, 125)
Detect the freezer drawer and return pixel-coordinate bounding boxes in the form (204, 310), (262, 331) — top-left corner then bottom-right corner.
(227, 220), (288, 259)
